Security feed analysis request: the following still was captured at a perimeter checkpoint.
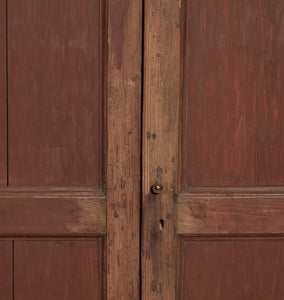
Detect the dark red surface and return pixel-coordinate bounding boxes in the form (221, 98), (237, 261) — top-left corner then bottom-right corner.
(8, 0), (102, 186)
(183, 0), (284, 187)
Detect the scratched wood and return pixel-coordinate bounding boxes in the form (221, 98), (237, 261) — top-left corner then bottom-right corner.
(0, 241), (13, 299)
(142, 0), (181, 298)
(14, 240), (102, 299)
(107, 1), (142, 299)
(8, 0), (103, 186)
(0, 0), (6, 185)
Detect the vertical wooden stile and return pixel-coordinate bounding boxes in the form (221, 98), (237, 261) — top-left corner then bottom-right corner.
(107, 1), (142, 299)
(142, 0), (182, 298)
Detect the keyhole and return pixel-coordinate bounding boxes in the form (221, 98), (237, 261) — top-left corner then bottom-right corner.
(159, 219), (164, 231)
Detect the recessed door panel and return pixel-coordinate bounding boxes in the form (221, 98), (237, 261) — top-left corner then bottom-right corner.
(0, 241), (13, 300)
(181, 239), (284, 299)
(14, 240), (102, 300)
(8, 0), (103, 186)
(182, 0), (284, 187)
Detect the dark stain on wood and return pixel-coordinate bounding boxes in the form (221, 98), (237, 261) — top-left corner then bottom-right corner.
(156, 167), (163, 177)
(189, 203), (207, 219)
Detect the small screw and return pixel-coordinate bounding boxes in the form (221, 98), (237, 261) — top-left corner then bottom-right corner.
(151, 182), (163, 194)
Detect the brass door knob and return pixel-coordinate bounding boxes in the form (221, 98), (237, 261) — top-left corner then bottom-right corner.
(151, 182), (163, 194)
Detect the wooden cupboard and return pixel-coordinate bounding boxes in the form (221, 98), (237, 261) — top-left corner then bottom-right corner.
(1, 1), (283, 299)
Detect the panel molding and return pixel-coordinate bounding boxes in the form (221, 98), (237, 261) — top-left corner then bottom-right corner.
(0, 187), (106, 235)
(0, 186), (106, 196)
(178, 188), (284, 235)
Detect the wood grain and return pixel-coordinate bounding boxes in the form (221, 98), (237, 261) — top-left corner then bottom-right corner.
(182, 0), (284, 187)
(14, 240), (102, 300)
(177, 2), (284, 298)
(181, 238), (284, 299)
(107, 0), (142, 298)
(0, 241), (12, 299)
(8, 0), (103, 186)
(0, 187), (106, 235)
(0, 0), (6, 185)
(178, 189), (284, 234)
(142, 0), (181, 298)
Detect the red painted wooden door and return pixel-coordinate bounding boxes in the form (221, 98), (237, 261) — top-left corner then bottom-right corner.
(0, 1), (141, 299)
(142, 0), (284, 299)
(2, 1), (284, 299)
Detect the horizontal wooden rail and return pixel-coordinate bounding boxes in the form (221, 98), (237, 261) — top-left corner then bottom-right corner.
(0, 187), (106, 236)
(178, 188), (284, 235)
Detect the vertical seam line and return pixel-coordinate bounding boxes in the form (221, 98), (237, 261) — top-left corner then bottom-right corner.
(140, 0), (145, 299)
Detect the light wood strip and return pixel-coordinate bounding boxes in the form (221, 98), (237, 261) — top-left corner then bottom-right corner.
(107, 1), (142, 298)
(142, 0), (182, 298)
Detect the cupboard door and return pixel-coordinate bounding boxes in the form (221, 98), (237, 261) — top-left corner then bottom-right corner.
(142, 0), (284, 299)
(0, 1), (142, 298)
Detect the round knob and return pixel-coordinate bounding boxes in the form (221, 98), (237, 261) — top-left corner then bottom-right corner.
(151, 182), (163, 194)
